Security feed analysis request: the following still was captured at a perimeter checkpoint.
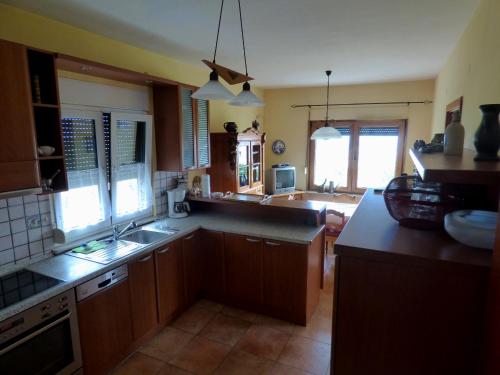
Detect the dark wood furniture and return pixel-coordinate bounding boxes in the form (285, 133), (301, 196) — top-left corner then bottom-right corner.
(128, 252), (158, 344)
(182, 230), (203, 305)
(207, 130), (266, 195)
(410, 148), (500, 185)
(155, 239), (185, 326)
(224, 233), (264, 310)
(202, 230), (226, 302)
(77, 279), (133, 375)
(331, 191), (491, 375)
(153, 84), (210, 171)
(0, 39), (67, 195)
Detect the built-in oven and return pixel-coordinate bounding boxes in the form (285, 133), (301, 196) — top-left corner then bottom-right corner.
(0, 289), (82, 375)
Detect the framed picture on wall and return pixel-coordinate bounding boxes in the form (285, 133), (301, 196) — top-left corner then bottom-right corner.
(445, 97), (463, 129)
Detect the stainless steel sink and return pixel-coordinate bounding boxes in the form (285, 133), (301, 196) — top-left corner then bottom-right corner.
(121, 229), (174, 244)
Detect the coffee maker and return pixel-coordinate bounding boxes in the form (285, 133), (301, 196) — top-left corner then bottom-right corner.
(167, 188), (190, 218)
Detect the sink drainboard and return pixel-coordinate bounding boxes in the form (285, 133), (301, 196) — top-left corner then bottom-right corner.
(66, 241), (143, 265)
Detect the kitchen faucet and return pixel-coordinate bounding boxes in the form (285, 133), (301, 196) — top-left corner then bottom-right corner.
(113, 221), (137, 241)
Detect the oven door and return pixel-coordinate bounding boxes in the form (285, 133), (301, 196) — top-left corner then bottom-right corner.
(0, 310), (82, 375)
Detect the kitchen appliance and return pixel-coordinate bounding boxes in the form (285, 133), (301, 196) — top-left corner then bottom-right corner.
(266, 165), (296, 194)
(0, 289), (82, 375)
(76, 264), (128, 302)
(383, 175), (460, 229)
(167, 188), (190, 218)
(0, 269), (64, 309)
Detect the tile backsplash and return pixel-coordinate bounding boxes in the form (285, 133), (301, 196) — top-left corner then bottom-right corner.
(0, 170), (187, 268)
(0, 195), (54, 268)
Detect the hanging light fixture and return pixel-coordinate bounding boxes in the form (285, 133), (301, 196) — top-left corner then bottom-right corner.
(229, 0), (264, 107)
(310, 70), (341, 140)
(192, 0), (235, 100)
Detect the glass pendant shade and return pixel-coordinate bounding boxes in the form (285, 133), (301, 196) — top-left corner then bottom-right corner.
(192, 71), (235, 100)
(310, 124), (342, 140)
(229, 82), (264, 107)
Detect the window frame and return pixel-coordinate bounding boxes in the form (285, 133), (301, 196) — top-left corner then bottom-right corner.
(308, 119), (407, 193)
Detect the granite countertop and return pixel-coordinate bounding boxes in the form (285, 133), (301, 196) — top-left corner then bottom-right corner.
(0, 212), (324, 321)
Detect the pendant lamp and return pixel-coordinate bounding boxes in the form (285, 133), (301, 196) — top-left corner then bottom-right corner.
(229, 0), (264, 107)
(192, 0), (235, 100)
(310, 70), (341, 140)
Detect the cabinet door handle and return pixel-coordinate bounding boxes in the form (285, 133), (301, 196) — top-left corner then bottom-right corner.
(157, 247), (169, 254)
(185, 234), (195, 240)
(246, 238), (260, 243)
(265, 241), (280, 246)
(138, 254), (153, 263)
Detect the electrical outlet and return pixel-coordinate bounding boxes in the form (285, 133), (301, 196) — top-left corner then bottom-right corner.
(26, 215), (41, 229)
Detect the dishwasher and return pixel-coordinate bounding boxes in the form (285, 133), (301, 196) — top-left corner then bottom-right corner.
(75, 264), (133, 375)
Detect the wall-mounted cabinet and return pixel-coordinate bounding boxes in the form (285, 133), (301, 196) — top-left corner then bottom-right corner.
(208, 130), (266, 195)
(154, 84), (210, 172)
(0, 39), (67, 196)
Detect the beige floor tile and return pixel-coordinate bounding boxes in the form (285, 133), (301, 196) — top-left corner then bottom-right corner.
(221, 306), (259, 323)
(169, 336), (231, 375)
(199, 313), (251, 346)
(278, 336), (330, 375)
(254, 315), (298, 335)
(264, 362), (314, 375)
(293, 314), (332, 344)
(214, 349), (274, 375)
(195, 299), (224, 313)
(140, 327), (195, 362)
(112, 352), (165, 375)
(237, 324), (290, 361)
(172, 305), (216, 334)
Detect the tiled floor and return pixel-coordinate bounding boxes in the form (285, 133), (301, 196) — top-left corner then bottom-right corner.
(111, 253), (335, 375)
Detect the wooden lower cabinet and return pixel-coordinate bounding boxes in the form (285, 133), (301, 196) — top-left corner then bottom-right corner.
(224, 233), (264, 310)
(128, 252), (158, 343)
(183, 231), (203, 306)
(202, 230), (225, 302)
(156, 239), (185, 325)
(263, 239), (308, 324)
(77, 279), (133, 375)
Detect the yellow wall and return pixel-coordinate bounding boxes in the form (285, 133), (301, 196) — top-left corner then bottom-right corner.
(432, 0), (500, 147)
(0, 4), (263, 135)
(264, 80), (435, 190)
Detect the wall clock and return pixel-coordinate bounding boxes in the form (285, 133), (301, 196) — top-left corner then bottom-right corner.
(272, 139), (286, 155)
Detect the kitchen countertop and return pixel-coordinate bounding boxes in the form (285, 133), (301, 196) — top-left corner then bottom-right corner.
(0, 212), (324, 321)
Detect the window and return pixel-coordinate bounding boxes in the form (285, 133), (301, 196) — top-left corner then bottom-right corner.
(308, 120), (406, 193)
(55, 110), (152, 241)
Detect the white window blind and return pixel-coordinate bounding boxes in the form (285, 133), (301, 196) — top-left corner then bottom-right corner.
(110, 112), (153, 223)
(54, 110), (111, 241)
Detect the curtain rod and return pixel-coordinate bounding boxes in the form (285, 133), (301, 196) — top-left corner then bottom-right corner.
(291, 100), (432, 108)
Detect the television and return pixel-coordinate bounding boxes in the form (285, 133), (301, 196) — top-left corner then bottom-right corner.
(267, 166), (296, 194)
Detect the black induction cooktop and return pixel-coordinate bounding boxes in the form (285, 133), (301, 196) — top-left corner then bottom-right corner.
(0, 270), (63, 309)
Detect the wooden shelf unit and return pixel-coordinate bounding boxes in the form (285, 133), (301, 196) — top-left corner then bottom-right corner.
(27, 47), (67, 194)
(409, 148), (500, 185)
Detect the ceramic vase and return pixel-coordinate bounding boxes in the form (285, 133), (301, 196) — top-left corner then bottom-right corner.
(444, 111), (465, 156)
(474, 104), (500, 161)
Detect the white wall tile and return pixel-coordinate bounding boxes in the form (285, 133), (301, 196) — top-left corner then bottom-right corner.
(0, 208), (8, 223)
(39, 200), (51, 214)
(29, 241), (43, 256)
(14, 244), (29, 260)
(0, 235), (13, 251)
(12, 231), (28, 247)
(41, 226), (53, 239)
(42, 237), (53, 251)
(28, 228), (42, 242)
(0, 249), (14, 266)
(8, 205), (24, 220)
(0, 199), (6, 208)
(7, 197), (23, 206)
(23, 195), (38, 203)
(10, 218), (27, 234)
(24, 202), (40, 216)
(0, 222), (11, 237)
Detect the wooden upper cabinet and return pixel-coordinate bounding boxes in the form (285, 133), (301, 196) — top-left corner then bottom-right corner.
(153, 84), (210, 172)
(128, 252), (158, 342)
(0, 39), (40, 193)
(224, 233), (264, 309)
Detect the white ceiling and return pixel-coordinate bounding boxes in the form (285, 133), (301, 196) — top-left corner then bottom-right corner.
(2, 0), (479, 87)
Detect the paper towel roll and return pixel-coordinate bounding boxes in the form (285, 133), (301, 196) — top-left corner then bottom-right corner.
(201, 174), (211, 198)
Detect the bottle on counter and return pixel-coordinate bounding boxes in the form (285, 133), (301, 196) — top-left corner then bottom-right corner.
(444, 110), (465, 156)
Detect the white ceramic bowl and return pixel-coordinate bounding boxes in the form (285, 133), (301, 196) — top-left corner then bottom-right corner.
(38, 146), (55, 156)
(444, 210), (496, 249)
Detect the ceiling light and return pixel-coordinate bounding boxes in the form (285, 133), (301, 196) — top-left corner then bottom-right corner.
(191, 70), (235, 100)
(311, 70), (341, 140)
(229, 81), (263, 107)
(229, 0), (264, 107)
